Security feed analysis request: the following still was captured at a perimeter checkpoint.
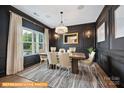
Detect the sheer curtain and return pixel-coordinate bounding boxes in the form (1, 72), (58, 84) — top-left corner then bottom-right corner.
(44, 28), (49, 53)
(6, 12), (24, 75)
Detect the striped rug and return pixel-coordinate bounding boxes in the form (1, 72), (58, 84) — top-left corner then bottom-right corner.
(17, 62), (102, 88)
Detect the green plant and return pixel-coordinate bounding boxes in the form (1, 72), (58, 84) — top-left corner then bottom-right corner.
(87, 47), (95, 54)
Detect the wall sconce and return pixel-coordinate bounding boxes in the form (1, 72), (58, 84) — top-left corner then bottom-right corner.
(54, 34), (60, 39)
(85, 30), (91, 38)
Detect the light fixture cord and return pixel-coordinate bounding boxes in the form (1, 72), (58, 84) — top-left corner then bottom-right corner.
(60, 12), (63, 24)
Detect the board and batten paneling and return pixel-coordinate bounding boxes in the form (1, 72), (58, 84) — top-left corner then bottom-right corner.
(96, 5), (124, 87)
(49, 23), (96, 53)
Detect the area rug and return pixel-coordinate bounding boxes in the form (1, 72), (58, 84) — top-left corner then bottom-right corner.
(17, 63), (101, 88)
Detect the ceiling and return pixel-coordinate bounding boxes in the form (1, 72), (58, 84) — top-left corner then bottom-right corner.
(13, 5), (104, 28)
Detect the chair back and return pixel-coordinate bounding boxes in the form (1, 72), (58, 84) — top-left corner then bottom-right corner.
(50, 47), (56, 52)
(47, 52), (58, 65)
(58, 53), (71, 68)
(69, 47), (76, 53)
(59, 48), (66, 53)
(40, 49), (45, 53)
(89, 51), (95, 62)
(40, 49), (47, 62)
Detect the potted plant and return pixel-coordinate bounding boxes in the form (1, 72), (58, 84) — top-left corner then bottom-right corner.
(87, 47), (95, 54)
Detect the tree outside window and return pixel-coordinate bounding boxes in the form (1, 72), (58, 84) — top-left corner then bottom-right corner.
(22, 27), (44, 56)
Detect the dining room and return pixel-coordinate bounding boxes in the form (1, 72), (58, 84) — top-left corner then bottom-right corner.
(0, 5), (123, 88)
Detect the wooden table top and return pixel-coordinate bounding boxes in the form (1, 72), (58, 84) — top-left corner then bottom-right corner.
(39, 53), (47, 56)
(69, 53), (86, 60)
(39, 52), (86, 60)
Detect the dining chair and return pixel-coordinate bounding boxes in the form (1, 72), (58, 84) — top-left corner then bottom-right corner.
(69, 47), (76, 53)
(39, 49), (47, 63)
(57, 53), (71, 74)
(47, 52), (58, 69)
(50, 47), (56, 52)
(59, 48), (66, 53)
(80, 51), (95, 71)
(79, 51), (95, 79)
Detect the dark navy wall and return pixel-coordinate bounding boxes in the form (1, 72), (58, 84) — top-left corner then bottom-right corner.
(0, 6), (10, 77)
(49, 23), (96, 53)
(0, 5), (50, 77)
(96, 5), (124, 87)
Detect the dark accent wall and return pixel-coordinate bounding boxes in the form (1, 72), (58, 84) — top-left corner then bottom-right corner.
(0, 5), (50, 77)
(24, 54), (40, 68)
(49, 23), (96, 53)
(0, 6), (10, 77)
(22, 19), (44, 33)
(96, 5), (124, 87)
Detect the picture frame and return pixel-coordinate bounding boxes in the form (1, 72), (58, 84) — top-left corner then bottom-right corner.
(63, 33), (78, 44)
(115, 6), (124, 39)
(97, 22), (105, 42)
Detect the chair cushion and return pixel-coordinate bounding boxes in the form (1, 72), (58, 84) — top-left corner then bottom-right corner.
(82, 59), (92, 65)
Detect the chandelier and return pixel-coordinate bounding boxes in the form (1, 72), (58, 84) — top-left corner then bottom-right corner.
(55, 12), (68, 34)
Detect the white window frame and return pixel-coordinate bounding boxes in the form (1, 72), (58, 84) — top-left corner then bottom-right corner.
(22, 27), (44, 56)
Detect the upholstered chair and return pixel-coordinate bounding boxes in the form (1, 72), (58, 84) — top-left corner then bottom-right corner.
(69, 47), (76, 53)
(80, 51), (95, 70)
(59, 48), (66, 53)
(47, 52), (58, 69)
(57, 53), (71, 74)
(50, 47), (56, 52)
(39, 49), (47, 63)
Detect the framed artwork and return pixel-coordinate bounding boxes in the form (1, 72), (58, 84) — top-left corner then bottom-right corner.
(63, 33), (78, 44)
(97, 22), (105, 42)
(115, 6), (124, 39)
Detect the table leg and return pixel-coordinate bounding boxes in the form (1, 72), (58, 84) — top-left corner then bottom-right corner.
(71, 59), (79, 74)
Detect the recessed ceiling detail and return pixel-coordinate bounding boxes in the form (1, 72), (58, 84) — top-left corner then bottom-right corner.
(33, 12), (39, 17)
(45, 15), (51, 18)
(77, 5), (84, 10)
(13, 5), (104, 28)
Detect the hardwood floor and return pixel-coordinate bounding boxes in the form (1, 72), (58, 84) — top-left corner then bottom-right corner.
(0, 75), (33, 82)
(0, 63), (46, 88)
(0, 63), (40, 83)
(0, 75), (34, 88)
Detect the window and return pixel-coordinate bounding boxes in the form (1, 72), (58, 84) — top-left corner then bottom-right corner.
(22, 27), (44, 56)
(115, 6), (124, 38)
(97, 22), (105, 42)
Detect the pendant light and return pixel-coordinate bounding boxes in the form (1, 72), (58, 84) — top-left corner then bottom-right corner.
(55, 11), (68, 34)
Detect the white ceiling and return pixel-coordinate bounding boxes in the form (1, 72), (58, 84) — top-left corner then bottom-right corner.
(13, 5), (104, 28)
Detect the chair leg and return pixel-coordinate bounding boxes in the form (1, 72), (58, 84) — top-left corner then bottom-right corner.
(88, 66), (90, 71)
(67, 68), (70, 76)
(81, 62), (83, 70)
(58, 66), (61, 75)
(55, 64), (58, 70)
(46, 59), (49, 69)
(88, 65), (93, 80)
(55, 65), (56, 70)
(48, 64), (50, 69)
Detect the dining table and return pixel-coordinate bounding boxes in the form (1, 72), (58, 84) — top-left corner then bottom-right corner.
(39, 52), (86, 74)
(69, 53), (86, 74)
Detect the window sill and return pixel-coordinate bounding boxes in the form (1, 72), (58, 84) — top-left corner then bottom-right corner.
(24, 53), (40, 57)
